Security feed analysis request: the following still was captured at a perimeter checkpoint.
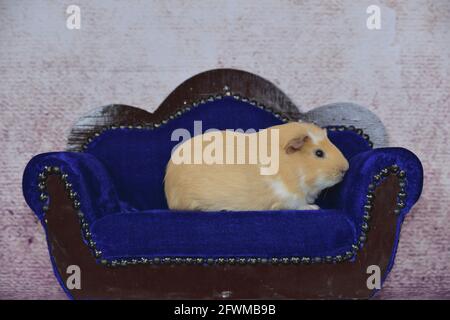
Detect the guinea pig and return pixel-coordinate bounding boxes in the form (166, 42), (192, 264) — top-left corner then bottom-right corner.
(164, 122), (349, 211)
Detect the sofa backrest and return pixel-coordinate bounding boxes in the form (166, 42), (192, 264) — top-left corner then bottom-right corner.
(85, 97), (371, 211)
(85, 97), (284, 210)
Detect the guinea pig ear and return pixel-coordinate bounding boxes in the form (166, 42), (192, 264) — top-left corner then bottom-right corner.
(285, 135), (309, 154)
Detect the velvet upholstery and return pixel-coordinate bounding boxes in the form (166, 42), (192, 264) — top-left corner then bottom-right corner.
(22, 97), (423, 261)
(91, 210), (356, 260)
(23, 152), (121, 225)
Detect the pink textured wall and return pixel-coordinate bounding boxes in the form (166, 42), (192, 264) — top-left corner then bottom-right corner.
(0, 0), (449, 299)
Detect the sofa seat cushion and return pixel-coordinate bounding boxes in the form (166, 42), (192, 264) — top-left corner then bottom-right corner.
(90, 209), (357, 260)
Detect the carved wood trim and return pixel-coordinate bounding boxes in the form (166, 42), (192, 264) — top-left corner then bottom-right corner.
(44, 173), (400, 299)
(67, 68), (302, 152)
(40, 68), (399, 299)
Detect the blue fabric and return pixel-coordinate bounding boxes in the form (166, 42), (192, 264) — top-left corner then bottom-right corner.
(317, 148), (423, 213)
(326, 129), (372, 160)
(91, 210), (356, 259)
(22, 96), (423, 261)
(84, 97), (373, 212)
(22, 152), (121, 225)
(85, 97), (284, 211)
(338, 148), (423, 220)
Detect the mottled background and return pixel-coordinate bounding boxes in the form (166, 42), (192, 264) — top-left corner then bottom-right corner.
(0, 0), (449, 299)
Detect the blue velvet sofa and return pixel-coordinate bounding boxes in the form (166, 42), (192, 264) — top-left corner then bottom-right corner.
(22, 69), (423, 299)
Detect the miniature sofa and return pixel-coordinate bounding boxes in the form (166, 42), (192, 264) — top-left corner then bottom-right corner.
(22, 69), (423, 299)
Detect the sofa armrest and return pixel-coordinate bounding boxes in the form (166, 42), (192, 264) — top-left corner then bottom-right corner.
(22, 152), (121, 224)
(337, 147), (423, 222)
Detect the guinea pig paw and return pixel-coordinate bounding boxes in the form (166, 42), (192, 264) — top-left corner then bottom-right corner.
(305, 204), (320, 210)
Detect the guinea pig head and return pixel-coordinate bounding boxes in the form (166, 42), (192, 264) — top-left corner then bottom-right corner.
(282, 122), (349, 192)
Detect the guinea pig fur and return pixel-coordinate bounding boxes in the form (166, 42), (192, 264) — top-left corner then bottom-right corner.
(164, 122), (349, 211)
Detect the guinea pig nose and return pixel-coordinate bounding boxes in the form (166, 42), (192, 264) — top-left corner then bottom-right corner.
(342, 163), (349, 172)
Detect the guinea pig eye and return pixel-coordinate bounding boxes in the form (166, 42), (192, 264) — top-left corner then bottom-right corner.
(315, 149), (325, 158)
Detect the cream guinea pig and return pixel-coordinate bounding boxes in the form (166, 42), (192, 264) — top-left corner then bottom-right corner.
(164, 122), (349, 211)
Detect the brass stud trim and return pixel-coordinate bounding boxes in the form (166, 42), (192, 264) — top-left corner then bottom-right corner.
(36, 162), (407, 266)
(79, 92), (294, 151)
(40, 122), (401, 265)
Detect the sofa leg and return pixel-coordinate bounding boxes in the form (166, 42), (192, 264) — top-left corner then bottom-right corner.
(43, 174), (401, 299)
